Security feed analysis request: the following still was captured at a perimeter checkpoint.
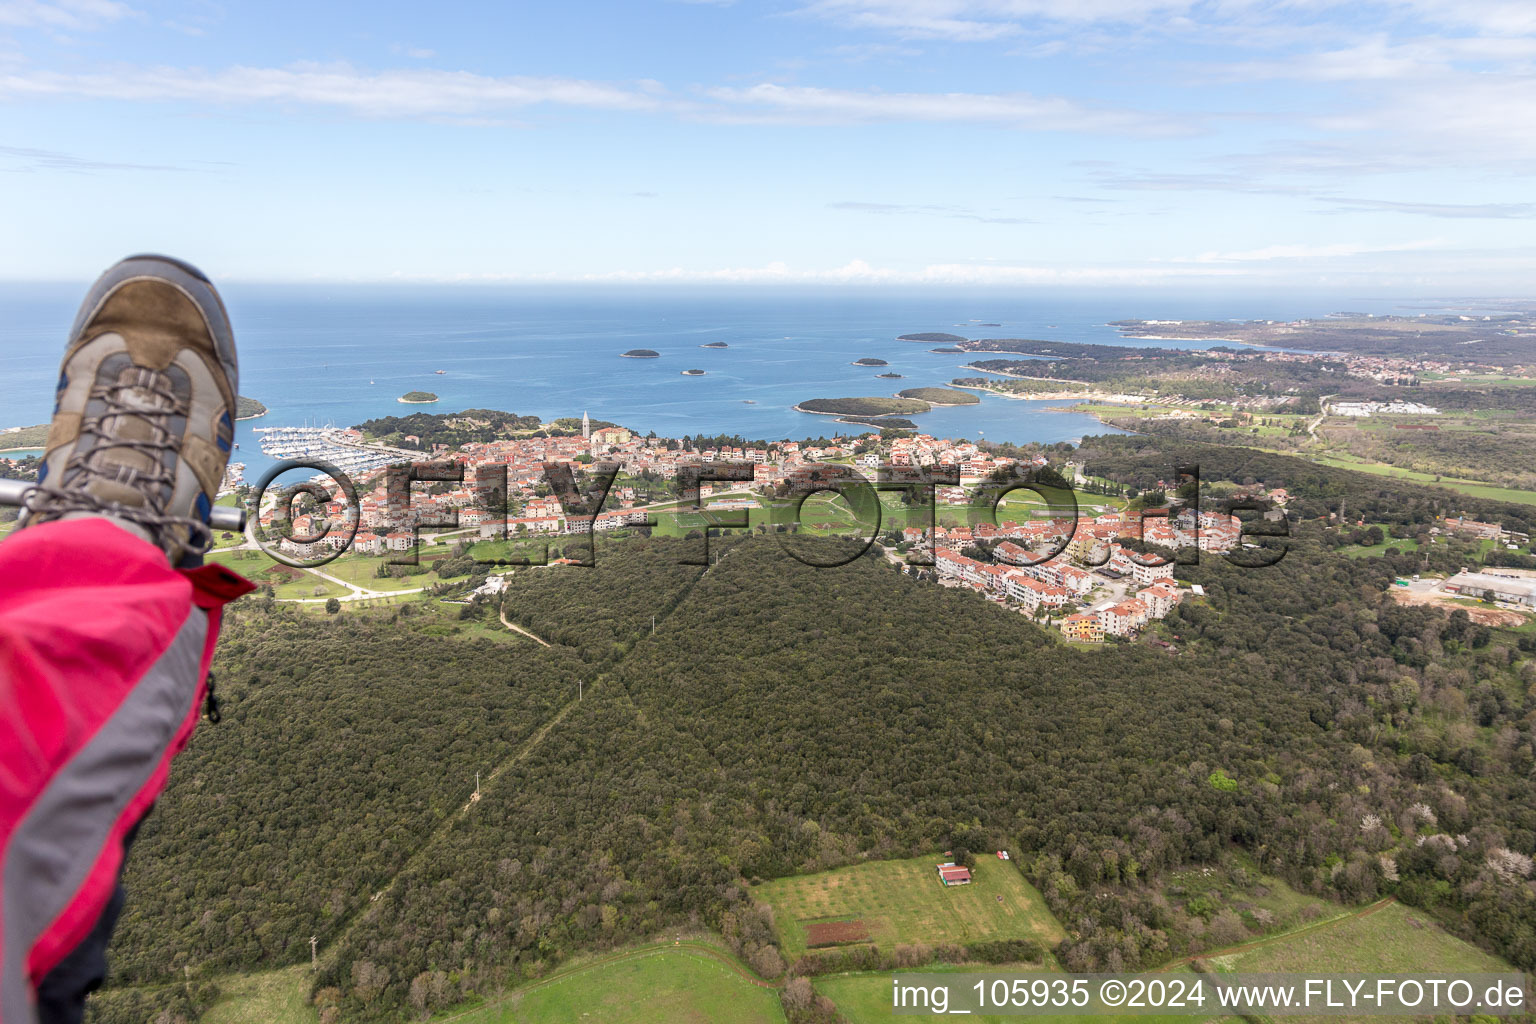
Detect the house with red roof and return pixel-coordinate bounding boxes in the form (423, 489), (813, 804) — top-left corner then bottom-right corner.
(937, 864), (972, 886)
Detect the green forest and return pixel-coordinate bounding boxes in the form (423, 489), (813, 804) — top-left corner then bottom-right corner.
(797, 397), (931, 416)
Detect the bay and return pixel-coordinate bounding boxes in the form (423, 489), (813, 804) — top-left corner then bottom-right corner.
(0, 284), (1407, 481)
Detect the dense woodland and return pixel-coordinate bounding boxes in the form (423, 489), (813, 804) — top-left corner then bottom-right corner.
(796, 397), (932, 416)
(355, 409), (543, 448)
(79, 436), (1536, 1024)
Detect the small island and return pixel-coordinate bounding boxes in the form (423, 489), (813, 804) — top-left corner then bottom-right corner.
(875, 372), (904, 379)
(851, 357), (889, 367)
(398, 391), (440, 404)
(840, 415), (919, 430)
(795, 396), (931, 417)
(977, 322), (1002, 327)
(929, 346), (965, 353)
(621, 349), (660, 359)
(896, 387), (980, 406)
(0, 424), (49, 451)
(235, 395), (267, 421)
(681, 369), (706, 376)
(700, 342), (730, 349)
(899, 332), (966, 343)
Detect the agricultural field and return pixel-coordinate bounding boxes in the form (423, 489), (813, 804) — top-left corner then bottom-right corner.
(756, 854), (1065, 962)
(815, 968), (1225, 1024)
(428, 943), (785, 1024)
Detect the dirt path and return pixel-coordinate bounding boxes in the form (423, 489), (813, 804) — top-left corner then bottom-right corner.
(498, 608), (552, 646)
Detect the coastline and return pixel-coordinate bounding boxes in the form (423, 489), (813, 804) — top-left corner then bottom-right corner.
(398, 397), (440, 404)
(958, 364), (1108, 389)
(947, 381), (1145, 404)
(235, 410), (267, 422)
(1112, 334), (1224, 343)
(794, 402), (931, 417)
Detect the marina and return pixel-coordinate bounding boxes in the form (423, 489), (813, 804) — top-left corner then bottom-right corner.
(254, 426), (421, 479)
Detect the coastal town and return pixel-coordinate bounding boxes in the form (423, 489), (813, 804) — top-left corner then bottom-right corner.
(249, 411), (1252, 644)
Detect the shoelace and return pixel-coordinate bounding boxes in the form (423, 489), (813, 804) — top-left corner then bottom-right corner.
(24, 367), (214, 556)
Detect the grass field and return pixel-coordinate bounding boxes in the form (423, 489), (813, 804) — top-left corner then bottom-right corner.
(202, 547), (440, 599)
(815, 968), (1227, 1024)
(319, 551), (437, 591)
(817, 898), (1514, 1024)
(431, 943), (785, 1024)
(757, 854), (1065, 961)
(1311, 454), (1536, 506)
(1198, 900), (1516, 1024)
(1336, 525), (1423, 559)
(1206, 900), (1511, 976)
(200, 965), (316, 1024)
(204, 550), (348, 600)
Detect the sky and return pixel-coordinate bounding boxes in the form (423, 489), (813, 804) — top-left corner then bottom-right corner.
(2, 0), (1535, 289)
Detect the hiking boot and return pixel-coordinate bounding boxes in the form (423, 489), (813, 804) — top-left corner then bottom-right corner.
(22, 254), (239, 565)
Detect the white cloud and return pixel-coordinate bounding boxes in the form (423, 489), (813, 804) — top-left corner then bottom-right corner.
(0, 63), (668, 117)
(0, 143), (184, 172)
(1321, 198), (1536, 218)
(0, 0), (132, 30)
(702, 82), (1186, 133)
(1177, 239), (1443, 263)
(796, 0), (1194, 40)
(797, 0), (1536, 41)
(0, 62), (1184, 135)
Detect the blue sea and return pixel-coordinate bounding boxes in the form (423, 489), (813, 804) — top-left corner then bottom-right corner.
(0, 284), (1415, 480)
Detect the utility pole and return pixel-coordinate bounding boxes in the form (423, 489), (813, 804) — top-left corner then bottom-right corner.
(310, 935), (318, 968)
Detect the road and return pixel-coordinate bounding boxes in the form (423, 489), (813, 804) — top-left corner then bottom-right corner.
(1308, 394), (1338, 438)
(498, 608), (552, 646)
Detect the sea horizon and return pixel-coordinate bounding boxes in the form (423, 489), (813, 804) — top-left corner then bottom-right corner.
(0, 284), (1483, 479)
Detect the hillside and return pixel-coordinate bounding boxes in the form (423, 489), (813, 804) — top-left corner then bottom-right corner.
(235, 395), (268, 421)
(895, 387), (979, 405)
